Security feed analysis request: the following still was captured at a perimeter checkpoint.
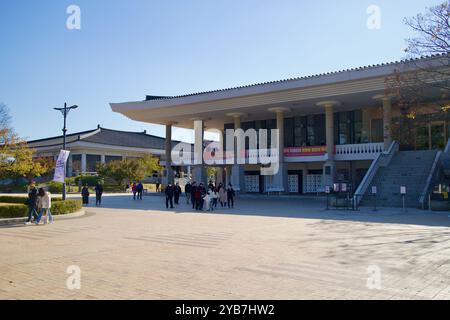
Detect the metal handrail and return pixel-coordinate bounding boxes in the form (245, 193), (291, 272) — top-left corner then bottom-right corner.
(353, 141), (399, 206)
(444, 137), (450, 153)
(419, 150), (442, 208)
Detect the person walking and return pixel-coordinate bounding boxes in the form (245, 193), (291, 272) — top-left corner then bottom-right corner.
(95, 182), (104, 206)
(194, 183), (203, 211)
(198, 183), (206, 211)
(156, 181), (161, 193)
(218, 183), (227, 207)
(191, 182), (197, 209)
(227, 183), (235, 209)
(203, 190), (211, 212)
(174, 182), (182, 205)
(185, 181), (192, 204)
(137, 181), (144, 200)
(165, 183), (174, 209)
(211, 187), (218, 208)
(81, 184), (90, 206)
(35, 188), (53, 225)
(131, 182), (137, 200)
(25, 181), (38, 225)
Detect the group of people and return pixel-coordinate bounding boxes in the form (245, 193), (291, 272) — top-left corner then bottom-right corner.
(164, 182), (183, 208)
(131, 182), (144, 200)
(165, 181), (235, 211)
(25, 181), (54, 225)
(81, 182), (104, 206)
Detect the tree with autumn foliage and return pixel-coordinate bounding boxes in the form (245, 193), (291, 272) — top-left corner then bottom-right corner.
(0, 103), (51, 182)
(96, 155), (162, 187)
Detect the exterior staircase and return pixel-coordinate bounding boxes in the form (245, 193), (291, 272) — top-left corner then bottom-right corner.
(360, 150), (438, 208)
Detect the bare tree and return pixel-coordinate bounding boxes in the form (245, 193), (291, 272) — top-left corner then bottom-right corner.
(0, 103), (11, 131)
(404, 1), (450, 92)
(405, 1), (449, 56)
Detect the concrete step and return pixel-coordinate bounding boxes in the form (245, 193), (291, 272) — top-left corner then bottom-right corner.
(362, 150), (437, 208)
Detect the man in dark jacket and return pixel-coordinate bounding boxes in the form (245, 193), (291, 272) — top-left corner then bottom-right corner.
(227, 183), (235, 209)
(191, 182), (197, 209)
(165, 183), (174, 209)
(25, 181), (38, 225)
(185, 182), (192, 204)
(174, 183), (182, 205)
(95, 182), (104, 206)
(136, 181), (144, 200)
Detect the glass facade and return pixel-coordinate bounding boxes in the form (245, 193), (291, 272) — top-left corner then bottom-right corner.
(391, 108), (450, 151)
(72, 155), (82, 172)
(86, 155), (101, 172)
(334, 110), (363, 145)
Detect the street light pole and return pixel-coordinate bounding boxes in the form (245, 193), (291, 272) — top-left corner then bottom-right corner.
(54, 103), (78, 200)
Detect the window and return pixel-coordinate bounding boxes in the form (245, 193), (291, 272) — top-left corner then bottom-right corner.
(294, 117), (307, 147)
(86, 155), (101, 172)
(371, 119), (383, 143)
(284, 118), (294, 147)
(72, 155), (81, 172)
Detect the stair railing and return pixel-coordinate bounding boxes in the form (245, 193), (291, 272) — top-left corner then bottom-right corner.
(353, 140), (399, 207)
(419, 151), (442, 209)
(419, 139), (450, 209)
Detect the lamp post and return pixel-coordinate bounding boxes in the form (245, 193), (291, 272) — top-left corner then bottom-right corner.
(54, 103), (78, 200)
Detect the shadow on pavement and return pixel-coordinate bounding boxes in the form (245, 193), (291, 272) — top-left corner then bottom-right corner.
(77, 194), (450, 228)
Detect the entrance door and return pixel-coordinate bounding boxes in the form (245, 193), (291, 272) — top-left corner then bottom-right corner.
(244, 171), (260, 193)
(288, 170), (303, 194)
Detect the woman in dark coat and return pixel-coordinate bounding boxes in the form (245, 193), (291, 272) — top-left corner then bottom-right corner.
(81, 184), (90, 205)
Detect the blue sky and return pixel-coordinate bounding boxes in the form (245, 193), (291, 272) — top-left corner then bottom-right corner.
(0, 0), (444, 142)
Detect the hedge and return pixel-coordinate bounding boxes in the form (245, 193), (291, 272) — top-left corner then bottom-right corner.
(0, 196), (64, 205)
(0, 204), (28, 218)
(0, 196), (82, 219)
(51, 200), (82, 215)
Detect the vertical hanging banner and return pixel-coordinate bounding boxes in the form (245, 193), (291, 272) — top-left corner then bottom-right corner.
(53, 150), (70, 183)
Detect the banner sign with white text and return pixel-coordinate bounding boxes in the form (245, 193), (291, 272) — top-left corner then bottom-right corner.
(53, 150), (70, 183)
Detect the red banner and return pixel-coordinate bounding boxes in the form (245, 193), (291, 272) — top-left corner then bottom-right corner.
(284, 146), (327, 157)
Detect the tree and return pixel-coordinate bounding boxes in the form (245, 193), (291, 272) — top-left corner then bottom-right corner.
(96, 155), (162, 186)
(405, 2), (449, 56)
(0, 103), (51, 182)
(404, 1), (450, 91)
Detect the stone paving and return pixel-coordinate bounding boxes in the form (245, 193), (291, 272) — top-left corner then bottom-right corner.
(1, 194), (450, 300)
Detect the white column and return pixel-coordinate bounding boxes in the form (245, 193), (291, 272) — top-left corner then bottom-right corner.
(216, 129), (224, 184)
(374, 94), (395, 150)
(67, 155), (73, 177)
(192, 119), (206, 184)
(317, 101), (340, 188)
(81, 154), (87, 173)
(164, 122), (175, 185)
(268, 107), (290, 192)
(101, 155), (106, 164)
(227, 113), (245, 191)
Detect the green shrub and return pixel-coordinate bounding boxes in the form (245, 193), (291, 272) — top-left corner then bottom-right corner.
(0, 196), (28, 204)
(0, 197), (81, 218)
(0, 204), (28, 218)
(46, 181), (63, 193)
(0, 196), (64, 204)
(51, 199), (82, 215)
(74, 175), (101, 187)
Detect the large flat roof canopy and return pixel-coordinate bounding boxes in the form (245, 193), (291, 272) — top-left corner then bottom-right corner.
(110, 54), (449, 130)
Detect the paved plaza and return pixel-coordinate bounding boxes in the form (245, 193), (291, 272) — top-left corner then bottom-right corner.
(1, 194), (450, 300)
